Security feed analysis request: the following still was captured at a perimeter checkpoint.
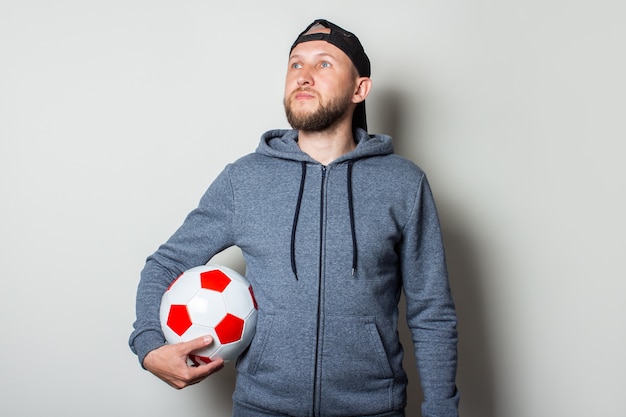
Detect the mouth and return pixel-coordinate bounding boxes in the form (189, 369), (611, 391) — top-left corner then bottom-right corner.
(292, 89), (317, 101)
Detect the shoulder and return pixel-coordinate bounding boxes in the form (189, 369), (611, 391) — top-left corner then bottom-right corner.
(359, 153), (426, 183)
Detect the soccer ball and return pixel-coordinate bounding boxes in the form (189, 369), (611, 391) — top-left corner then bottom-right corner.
(160, 264), (258, 364)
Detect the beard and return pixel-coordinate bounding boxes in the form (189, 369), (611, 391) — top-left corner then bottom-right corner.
(284, 88), (353, 132)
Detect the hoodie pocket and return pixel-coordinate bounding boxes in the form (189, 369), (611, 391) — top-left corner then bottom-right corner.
(323, 315), (394, 379)
(236, 313), (317, 416)
(319, 315), (398, 415)
(244, 312), (316, 393)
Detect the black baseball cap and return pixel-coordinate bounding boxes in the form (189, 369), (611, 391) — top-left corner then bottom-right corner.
(290, 19), (371, 132)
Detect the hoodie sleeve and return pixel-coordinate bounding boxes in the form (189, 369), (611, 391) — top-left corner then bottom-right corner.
(128, 165), (237, 366)
(400, 174), (460, 417)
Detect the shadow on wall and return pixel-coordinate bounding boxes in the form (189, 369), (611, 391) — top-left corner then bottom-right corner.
(190, 364), (236, 416)
(376, 87), (496, 417)
(443, 216), (496, 417)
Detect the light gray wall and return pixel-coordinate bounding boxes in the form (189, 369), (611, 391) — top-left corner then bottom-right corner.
(1, 1), (624, 416)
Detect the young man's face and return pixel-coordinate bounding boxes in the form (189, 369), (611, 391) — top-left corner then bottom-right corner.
(284, 40), (359, 132)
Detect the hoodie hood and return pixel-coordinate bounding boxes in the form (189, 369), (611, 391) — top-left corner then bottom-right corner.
(255, 128), (395, 279)
(256, 128), (394, 164)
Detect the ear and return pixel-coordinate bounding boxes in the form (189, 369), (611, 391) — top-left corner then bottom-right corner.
(352, 77), (372, 104)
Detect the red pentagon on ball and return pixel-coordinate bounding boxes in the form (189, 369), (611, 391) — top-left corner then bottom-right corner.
(167, 304), (192, 336)
(249, 286), (258, 310)
(200, 269), (231, 292)
(215, 313), (245, 344)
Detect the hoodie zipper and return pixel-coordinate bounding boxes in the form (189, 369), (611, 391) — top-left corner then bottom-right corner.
(312, 165), (327, 416)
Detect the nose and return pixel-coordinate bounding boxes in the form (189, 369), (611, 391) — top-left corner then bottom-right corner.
(297, 67), (313, 86)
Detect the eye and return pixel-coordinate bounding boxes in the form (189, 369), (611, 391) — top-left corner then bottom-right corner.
(320, 61), (331, 68)
(290, 62), (302, 69)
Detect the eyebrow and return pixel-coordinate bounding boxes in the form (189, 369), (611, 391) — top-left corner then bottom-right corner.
(288, 52), (339, 61)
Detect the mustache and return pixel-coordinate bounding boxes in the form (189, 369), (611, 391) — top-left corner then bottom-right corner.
(289, 87), (319, 99)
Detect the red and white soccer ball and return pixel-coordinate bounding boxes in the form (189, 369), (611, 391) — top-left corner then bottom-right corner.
(160, 264), (258, 364)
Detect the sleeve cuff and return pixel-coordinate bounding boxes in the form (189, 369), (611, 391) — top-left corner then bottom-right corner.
(130, 329), (167, 368)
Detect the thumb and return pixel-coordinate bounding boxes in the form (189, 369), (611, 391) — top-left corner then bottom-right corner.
(181, 335), (214, 353)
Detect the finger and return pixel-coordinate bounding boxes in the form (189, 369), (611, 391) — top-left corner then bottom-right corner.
(168, 358), (222, 387)
(190, 355), (225, 373)
(179, 335), (214, 354)
(186, 358), (225, 383)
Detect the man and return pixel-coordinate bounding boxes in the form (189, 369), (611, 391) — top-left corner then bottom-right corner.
(130, 19), (460, 417)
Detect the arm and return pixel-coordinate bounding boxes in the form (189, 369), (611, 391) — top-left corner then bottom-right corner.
(401, 174), (460, 417)
(129, 166), (236, 384)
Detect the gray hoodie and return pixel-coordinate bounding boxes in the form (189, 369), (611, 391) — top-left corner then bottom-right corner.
(130, 128), (459, 417)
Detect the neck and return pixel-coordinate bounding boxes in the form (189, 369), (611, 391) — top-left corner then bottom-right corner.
(298, 129), (355, 166)
(297, 122), (356, 166)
